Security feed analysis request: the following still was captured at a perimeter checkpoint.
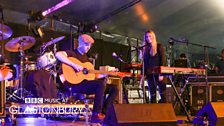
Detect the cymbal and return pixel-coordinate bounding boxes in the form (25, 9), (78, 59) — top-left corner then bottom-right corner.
(5, 36), (36, 52)
(41, 36), (65, 48)
(0, 23), (13, 40)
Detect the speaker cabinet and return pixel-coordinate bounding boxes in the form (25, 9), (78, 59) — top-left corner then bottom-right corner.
(0, 81), (5, 117)
(190, 83), (224, 115)
(104, 103), (177, 126)
(190, 83), (207, 115)
(210, 83), (224, 102)
(193, 102), (224, 126)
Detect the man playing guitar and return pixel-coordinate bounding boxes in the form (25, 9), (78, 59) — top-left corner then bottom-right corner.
(55, 34), (118, 123)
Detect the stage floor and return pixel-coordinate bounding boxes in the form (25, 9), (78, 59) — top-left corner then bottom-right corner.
(5, 117), (101, 126)
(4, 116), (194, 126)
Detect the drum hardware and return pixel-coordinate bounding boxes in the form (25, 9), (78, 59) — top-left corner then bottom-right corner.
(41, 36), (65, 49)
(0, 22), (13, 63)
(4, 36), (36, 52)
(37, 36), (64, 70)
(52, 38), (58, 84)
(0, 23), (13, 41)
(40, 36), (65, 54)
(37, 51), (56, 70)
(23, 55), (37, 71)
(5, 36), (36, 99)
(6, 87), (33, 102)
(24, 61), (36, 71)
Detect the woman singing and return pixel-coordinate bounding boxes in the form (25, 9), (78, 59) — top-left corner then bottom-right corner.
(142, 30), (167, 103)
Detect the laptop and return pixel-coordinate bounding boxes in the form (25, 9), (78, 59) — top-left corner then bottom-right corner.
(173, 59), (188, 68)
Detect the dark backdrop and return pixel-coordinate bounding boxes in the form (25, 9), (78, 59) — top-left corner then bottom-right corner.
(2, 23), (131, 71)
(59, 37), (131, 71)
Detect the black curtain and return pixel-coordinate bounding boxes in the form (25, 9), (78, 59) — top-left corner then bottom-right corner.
(89, 39), (131, 71)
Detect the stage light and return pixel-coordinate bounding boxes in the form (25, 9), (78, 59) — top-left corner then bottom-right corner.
(28, 0), (75, 22)
(42, 0), (75, 16)
(210, 0), (224, 15)
(28, 11), (45, 22)
(32, 26), (44, 38)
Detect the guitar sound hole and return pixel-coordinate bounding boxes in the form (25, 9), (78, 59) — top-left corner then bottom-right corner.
(83, 68), (89, 74)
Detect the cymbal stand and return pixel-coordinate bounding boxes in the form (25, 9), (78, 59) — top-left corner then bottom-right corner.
(18, 41), (25, 99)
(52, 42), (57, 82)
(0, 9), (5, 61)
(167, 40), (174, 67)
(40, 43), (46, 55)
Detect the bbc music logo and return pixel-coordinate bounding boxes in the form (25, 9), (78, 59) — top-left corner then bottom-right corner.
(25, 98), (44, 104)
(25, 98), (63, 104)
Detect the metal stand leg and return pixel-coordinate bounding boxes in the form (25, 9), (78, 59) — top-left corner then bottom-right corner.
(168, 76), (191, 122)
(140, 76), (147, 103)
(84, 99), (90, 126)
(205, 66), (209, 104)
(122, 81), (129, 104)
(19, 49), (24, 99)
(173, 76), (189, 109)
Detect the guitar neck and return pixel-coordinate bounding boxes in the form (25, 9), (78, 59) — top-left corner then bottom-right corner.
(88, 69), (119, 76)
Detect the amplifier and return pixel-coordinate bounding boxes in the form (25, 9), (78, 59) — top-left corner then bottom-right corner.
(0, 81), (6, 117)
(210, 83), (224, 102)
(188, 75), (224, 83)
(190, 83), (207, 115)
(107, 77), (123, 104)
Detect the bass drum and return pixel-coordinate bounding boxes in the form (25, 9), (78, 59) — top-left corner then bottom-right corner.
(37, 51), (56, 70)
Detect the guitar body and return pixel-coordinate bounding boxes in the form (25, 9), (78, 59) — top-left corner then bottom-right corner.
(62, 57), (95, 84)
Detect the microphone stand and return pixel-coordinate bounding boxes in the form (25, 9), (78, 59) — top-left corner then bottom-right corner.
(132, 44), (151, 104)
(167, 40), (174, 67)
(170, 37), (216, 105)
(204, 46), (209, 104)
(140, 57), (146, 103)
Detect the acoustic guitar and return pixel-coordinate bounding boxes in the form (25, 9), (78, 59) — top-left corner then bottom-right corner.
(62, 57), (139, 84)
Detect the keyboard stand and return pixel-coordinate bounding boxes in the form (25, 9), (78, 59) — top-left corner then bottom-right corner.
(168, 75), (191, 122)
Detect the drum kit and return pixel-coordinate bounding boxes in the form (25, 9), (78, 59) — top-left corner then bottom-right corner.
(0, 23), (65, 100)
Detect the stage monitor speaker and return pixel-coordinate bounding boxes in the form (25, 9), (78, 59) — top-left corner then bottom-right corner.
(0, 81), (6, 117)
(193, 102), (224, 126)
(104, 103), (177, 126)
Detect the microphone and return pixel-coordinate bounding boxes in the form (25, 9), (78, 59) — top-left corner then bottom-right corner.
(133, 43), (151, 50)
(112, 52), (126, 63)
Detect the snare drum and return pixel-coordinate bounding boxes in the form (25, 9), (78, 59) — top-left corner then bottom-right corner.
(37, 51), (56, 69)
